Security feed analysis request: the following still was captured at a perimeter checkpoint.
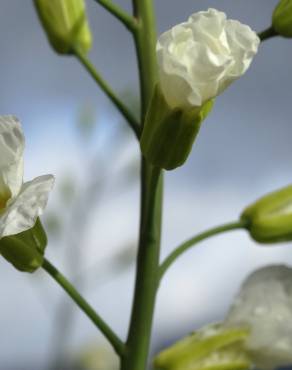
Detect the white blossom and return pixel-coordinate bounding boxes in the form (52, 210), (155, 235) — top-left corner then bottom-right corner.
(157, 8), (260, 109)
(225, 265), (292, 370)
(0, 116), (54, 238)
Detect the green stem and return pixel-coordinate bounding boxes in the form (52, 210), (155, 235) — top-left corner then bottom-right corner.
(132, 0), (158, 119)
(121, 1), (160, 369)
(159, 220), (247, 280)
(122, 165), (162, 370)
(93, 0), (138, 32)
(74, 47), (140, 138)
(42, 258), (125, 357)
(258, 26), (278, 42)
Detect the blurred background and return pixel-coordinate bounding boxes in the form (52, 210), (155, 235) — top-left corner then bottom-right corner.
(0, 0), (291, 369)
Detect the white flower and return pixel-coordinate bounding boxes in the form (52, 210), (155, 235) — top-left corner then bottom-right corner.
(225, 265), (292, 370)
(157, 8), (260, 109)
(0, 116), (54, 238)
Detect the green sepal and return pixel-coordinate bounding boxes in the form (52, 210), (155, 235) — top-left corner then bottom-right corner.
(154, 324), (251, 370)
(241, 185), (292, 243)
(34, 0), (92, 55)
(0, 218), (47, 273)
(140, 85), (214, 170)
(272, 0), (292, 38)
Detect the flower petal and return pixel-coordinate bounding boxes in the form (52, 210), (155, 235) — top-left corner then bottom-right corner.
(2, 158), (24, 199)
(0, 116), (25, 198)
(0, 175), (54, 238)
(0, 116), (24, 167)
(156, 8), (259, 109)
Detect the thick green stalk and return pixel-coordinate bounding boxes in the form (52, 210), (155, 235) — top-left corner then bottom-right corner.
(132, 0), (158, 119)
(122, 164), (162, 370)
(121, 1), (161, 369)
(42, 258), (125, 357)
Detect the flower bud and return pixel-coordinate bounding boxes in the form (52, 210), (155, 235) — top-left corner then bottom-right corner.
(241, 185), (292, 243)
(0, 218), (47, 272)
(153, 324), (251, 370)
(273, 0), (292, 38)
(34, 0), (92, 54)
(140, 85), (214, 170)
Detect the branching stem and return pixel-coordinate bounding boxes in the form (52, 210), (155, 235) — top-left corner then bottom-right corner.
(159, 220), (248, 280)
(74, 47), (140, 138)
(42, 258), (125, 357)
(93, 0), (138, 32)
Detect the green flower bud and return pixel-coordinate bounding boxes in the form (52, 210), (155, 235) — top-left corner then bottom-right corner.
(34, 0), (92, 54)
(272, 0), (292, 38)
(140, 85), (214, 171)
(241, 185), (292, 243)
(154, 324), (251, 370)
(0, 218), (47, 272)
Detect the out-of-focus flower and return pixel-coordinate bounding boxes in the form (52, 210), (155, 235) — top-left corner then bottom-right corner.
(225, 265), (292, 370)
(241, 185), (292, 243)
(0, 116), (54, 271)
(273, 0), (292, 38)
(157, 8), (260, 109)
(154, 265), (292, 370)
(34, 0), (92, 54)
(153, 323), (251, 370)
(75, 340), (119, 370)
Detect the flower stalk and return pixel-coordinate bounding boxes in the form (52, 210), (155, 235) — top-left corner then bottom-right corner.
(258, 26), (278, 41)
(159, 220), (248, 281)
(42, 258), (125, 357)
(120, 1), (162, 369)
(93, 0), (138, 32)
(73, 46), (140, 138)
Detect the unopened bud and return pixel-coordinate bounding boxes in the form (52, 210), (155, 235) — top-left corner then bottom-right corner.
(241, 185), (292, 243)
(273, 0), (292, 38)
(34, 0), (92, 54)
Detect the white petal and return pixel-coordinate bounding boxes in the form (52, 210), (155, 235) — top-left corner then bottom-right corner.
(225, 265), (292, 369)
(156, 8), (259, 109)
(0, 174), (54, 238)
(0, 116), (24, 167)
(1, 158), (24, 199)
(0, 116), (25, 198)
(0, 174), (11, 210)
